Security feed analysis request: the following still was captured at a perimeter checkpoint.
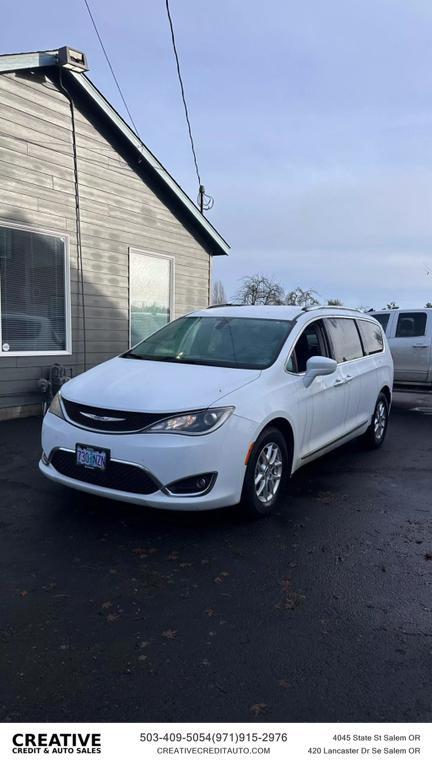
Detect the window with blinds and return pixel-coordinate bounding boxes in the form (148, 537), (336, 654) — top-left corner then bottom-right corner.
(0, 224), (70, 355)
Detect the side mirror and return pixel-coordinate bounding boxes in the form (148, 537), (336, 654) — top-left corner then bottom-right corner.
(304, 356), (337, 388)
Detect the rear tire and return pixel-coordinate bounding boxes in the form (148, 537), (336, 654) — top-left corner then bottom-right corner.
(240, 427), (290, 519)
(363, 392), (389, 449)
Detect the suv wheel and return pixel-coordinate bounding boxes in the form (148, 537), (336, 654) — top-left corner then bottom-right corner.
(240, 427), (290, 518)
(364, 393), (389, 449)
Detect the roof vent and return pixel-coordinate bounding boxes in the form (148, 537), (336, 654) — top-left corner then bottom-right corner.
(57, 46), (88, 72)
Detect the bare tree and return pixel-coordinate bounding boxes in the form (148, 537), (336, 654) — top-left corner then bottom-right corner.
(235, 274), (285, 305)
(327, 298), (344, 306)
(425, 302), (432, 308)
(211, 279), (227, 305)
(286, 287), (320, 308)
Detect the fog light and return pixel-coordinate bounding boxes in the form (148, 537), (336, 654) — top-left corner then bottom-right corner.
(41, 452), (49, 465)
(164, 473), (216, 496)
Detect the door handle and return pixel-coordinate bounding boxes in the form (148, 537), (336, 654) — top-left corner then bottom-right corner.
(333, 377), (346, 386)
(412, 344), (428, 348)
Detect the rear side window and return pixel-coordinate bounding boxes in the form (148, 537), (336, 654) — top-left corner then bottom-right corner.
(395, 312), (427, 337)
(358, 320), (384, 355)
(325, 318), (364, 363)
(371, 313), (390, 332)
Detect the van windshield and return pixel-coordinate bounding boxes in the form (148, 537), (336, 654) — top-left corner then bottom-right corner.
(122, 316), (295, 370)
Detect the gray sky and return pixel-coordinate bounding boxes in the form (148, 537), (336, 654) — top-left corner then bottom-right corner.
(3, 0), (432, 308)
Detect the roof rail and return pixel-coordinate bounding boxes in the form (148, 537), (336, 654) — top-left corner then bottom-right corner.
(301, 305), (365, 313)
(206, 303), (244, 309)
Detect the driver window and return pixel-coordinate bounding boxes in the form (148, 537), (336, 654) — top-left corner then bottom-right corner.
(287, 322), (326, 373)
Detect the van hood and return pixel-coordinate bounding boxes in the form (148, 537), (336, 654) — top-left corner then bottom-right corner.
(60, 356), (261, 412)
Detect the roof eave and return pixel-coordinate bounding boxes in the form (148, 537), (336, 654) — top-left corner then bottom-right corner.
(69, 71), (229, 256)
(0, 49), (229, 256)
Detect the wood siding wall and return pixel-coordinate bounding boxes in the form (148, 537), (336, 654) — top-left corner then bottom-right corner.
(0, 70), (212, 411)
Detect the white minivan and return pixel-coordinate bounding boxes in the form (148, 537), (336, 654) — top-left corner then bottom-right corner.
(40, 306), (393, 517)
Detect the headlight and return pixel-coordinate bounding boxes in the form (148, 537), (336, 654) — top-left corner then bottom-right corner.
(48, 391), (65, 420)
(146, 407), (234, 435)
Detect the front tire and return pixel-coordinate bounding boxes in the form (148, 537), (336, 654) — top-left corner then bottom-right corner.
(363, 392), (389, 449)
(240, 427), (290, 518)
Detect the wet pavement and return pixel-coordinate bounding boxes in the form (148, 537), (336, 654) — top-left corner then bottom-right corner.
(0, 391), (431, 722)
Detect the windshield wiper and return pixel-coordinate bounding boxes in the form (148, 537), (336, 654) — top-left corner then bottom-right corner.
(122, 351), (143, 359)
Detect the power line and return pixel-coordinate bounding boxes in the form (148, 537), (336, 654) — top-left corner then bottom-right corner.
(164, 0), (201, 187)
(82, 0), (141, 138)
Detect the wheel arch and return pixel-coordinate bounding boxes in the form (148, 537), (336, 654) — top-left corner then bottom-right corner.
(380, 385), (392, 407)
(256, 416), (295, 474)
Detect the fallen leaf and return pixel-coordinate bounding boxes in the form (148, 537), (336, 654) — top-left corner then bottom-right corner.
(101, 601), (112, 610)
(106, 613), (120, 623)
(278, 679), (290, 688)
(162, 629), (177, 640)
(168, 552), (179, 561)
(250, 703), (268, 717)
(205, 608), (216, 617)
(138, 655), (147, 662)
(19, 591), (28, 598)
(214, 571), (229, 583)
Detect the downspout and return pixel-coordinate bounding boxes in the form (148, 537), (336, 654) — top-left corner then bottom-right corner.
(58, 68), (88, 373)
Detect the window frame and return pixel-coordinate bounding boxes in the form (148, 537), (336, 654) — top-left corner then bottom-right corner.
(128, 248), (175, 347)
(356, 318), (385, 356)
(285, 318), (331, 375)
(395, 311), (427, 339)
(0, 219), (72, 357)
(323, 316), (365, 364)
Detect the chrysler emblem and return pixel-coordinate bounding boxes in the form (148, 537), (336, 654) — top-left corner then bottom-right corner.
(80, 411), (125, 422)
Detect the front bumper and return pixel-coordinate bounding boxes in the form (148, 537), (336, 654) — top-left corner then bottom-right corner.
(40, 411), (254, 510)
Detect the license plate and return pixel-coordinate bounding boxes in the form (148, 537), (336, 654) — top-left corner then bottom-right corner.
(76, 444), (109, 471)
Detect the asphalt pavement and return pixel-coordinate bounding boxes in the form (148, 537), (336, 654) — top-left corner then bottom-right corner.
(0, 391), (431, 722)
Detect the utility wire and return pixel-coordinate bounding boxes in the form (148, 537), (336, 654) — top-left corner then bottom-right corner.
(82, 0), (141, 138)
(164, 0), (201, 186)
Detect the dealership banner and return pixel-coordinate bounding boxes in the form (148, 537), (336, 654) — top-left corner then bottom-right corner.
(1, 723), (430, 767)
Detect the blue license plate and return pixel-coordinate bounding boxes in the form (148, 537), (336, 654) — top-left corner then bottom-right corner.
(76, 444), (109, 471)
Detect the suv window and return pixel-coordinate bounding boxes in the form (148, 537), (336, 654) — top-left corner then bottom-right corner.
(287, 321), (327, 373)
(372, 313), (390, 332)
(325, 318), (364, 363)
(358, 320), (384, 355)
(395, 312), (427, 337)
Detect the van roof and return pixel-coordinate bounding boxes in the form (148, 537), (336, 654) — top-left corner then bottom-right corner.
(192, 305), (370, 321)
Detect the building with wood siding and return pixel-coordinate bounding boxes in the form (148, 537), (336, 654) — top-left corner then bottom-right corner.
(0, 47), (228, 419)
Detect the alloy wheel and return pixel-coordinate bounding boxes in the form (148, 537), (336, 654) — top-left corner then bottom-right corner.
(374, 400), (387, 442)
(254, 442), (283, 503)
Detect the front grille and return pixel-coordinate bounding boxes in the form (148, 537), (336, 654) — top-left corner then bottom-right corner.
(50, 449), (159, 495)
(62, 397), (174, 433)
